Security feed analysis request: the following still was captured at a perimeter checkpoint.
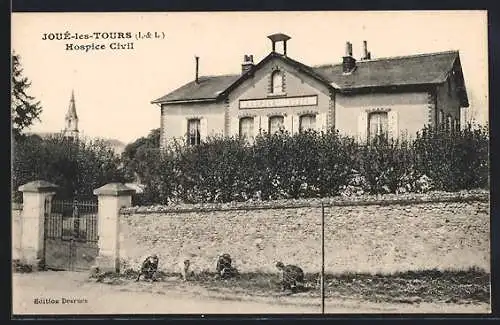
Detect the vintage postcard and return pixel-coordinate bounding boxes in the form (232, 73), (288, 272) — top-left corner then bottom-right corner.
(11, 11), (490, 316)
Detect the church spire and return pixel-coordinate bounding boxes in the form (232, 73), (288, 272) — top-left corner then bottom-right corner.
(66, 90), (78, 120)
(63, 90), (79, 138)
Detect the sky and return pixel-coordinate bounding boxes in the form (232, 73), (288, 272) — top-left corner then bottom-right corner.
(11, 11), (488, 144)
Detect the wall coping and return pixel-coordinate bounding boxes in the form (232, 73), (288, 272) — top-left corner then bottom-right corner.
(18, 180), (58, 193)
(120, 190), (489, 215)
(93, 183), (136, 196)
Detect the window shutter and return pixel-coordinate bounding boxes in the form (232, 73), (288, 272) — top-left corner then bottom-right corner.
(261, 115), (269, 134)
(200, 118), (208, 141)
(231, 117), (240, 138)
(388, 110), (399, 140)
(291, 115), (300, 134)
(357, 111), (368, 143)
(316, 113), (327, 133)
(283, 114), (293, 134)
(253, 116), (261, 137)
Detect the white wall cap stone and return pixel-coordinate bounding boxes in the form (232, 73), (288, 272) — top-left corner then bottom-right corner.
(18, 180), (58, 193)
(93, 183), (136, 196)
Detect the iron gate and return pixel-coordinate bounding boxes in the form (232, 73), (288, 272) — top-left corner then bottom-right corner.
(43, 197), (99, 271)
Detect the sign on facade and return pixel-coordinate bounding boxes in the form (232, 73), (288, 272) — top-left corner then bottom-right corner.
(239, 95), (318, 109)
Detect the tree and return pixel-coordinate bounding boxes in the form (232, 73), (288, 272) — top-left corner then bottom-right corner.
(12, 134), (126, 202)
(11, 51), (42, 138)
(121, 128), (161, 182)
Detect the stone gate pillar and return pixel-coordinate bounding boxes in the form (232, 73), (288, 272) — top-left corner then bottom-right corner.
(93, 183), (134, 273)
(17, 180), (58, 269)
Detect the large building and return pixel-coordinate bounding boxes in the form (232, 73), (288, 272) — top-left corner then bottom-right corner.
(152, 34), (469, 149)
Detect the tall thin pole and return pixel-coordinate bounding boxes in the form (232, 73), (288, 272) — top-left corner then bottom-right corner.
(321, 202), (325, 314)
(195, 56), (199, 84)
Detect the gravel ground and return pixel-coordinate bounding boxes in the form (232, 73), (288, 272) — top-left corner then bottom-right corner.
(12, 271), (490, 315)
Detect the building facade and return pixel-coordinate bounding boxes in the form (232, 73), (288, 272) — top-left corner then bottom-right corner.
(152, 34), (469, 149)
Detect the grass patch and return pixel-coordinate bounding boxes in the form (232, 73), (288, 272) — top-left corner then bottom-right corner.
(101, 267), (490, 305)
(12, 259), (35, 273)
(323, 267), (490, 304)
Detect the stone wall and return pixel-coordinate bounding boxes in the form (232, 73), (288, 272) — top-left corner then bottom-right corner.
(119, 192), (489, 274)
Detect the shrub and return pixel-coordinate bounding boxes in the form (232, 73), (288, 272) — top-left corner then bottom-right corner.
(413, 124), (489, 191)
(356, 135), (416, 195)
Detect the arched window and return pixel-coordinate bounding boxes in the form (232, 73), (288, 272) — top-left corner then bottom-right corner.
(239, 117), (254, 141)
(187, 118), (200, 146)
(268, 115), (284, 134)
(271, 70), (283, 94)
(368, 111), (388, 139)
(299, 114), (316, 132)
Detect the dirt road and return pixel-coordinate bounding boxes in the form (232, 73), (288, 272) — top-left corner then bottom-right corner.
(12, 272), (490, 315)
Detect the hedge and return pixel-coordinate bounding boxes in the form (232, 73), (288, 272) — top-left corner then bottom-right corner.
(132, 124), (489, 205)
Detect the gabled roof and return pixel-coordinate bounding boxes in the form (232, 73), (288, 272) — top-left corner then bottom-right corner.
(151, 52), (332, 105)
(152, 50), (469, 107)
(314, 50), (459, 88)
(216, 52), (334, 99)
(151, 75), (240, 104)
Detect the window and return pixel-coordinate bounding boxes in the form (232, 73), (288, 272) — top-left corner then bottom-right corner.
(268, 115), (284, 134)
(187, 119), (200, 146)
(447, 115), (452, 130)
(368, 112), (388, 139)
(239, 117), (254, 141)
(271, 70), (283, 94)
(299, 114), (316, 132)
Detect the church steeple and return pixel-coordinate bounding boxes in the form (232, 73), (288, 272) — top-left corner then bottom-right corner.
(64, 90), (79, 138)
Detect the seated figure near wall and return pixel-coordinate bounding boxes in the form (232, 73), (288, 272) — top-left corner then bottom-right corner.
(276, 261), (304, 293)
(216, 253), (238, 279)
(136, 254), (160, 282)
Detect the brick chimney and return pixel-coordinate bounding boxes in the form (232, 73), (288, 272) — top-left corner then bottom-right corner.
(342, 41), (356, 73)
(241, 54), (254, 74)
(361, 40), (371, 60)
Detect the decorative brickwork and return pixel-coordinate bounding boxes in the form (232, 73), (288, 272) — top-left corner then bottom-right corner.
(282, 70), (287, 94)
(224, 97), (230, 136)
(328, 90), (335, 130)
(297, 109), (318, 116)
(427, 90), (436, 126)
(237, 112), (258, 118)
(160, 106), (166, 149)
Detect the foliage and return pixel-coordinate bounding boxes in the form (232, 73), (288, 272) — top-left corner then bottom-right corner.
(413, 124), (489, 191)
(356, 135), (416, 195)
(11, 52), (42, 139)
(12, 134), (126, 201)
(15, 123), (487, 205)
(127, 124), (489, 205)
(121, 128), (161, 182)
